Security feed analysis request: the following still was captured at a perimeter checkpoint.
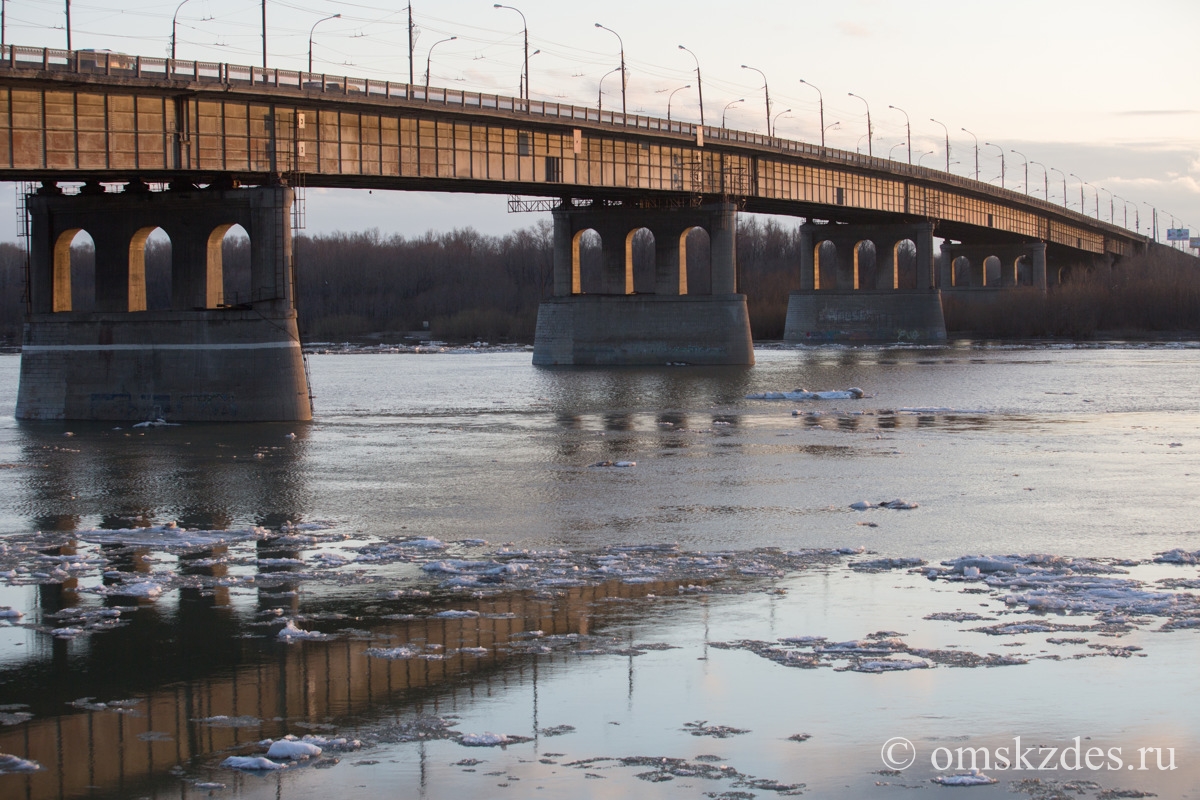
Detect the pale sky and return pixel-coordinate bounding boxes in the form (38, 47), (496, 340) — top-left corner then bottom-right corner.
(1, 0), (1197, 242)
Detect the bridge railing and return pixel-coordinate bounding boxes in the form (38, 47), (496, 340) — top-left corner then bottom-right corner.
(0, 44), (1140, 240)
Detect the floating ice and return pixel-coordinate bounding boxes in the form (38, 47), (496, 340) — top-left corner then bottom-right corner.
(365, 645), (421, 660)
(132, 418), (179, 428)
(265, 740), (322, 760)
(0, 607), (23, 619)
(78, 524), (268, 551)
(746, 387), (865, 401)
(460, 732), (510, 747)
(277, 620), (332, 641)
(221, 756), (288, 771)
(931, 768), (997, 785)
(0, 753), (42, 773)
(850, 499), (918, 510)
(590, 460), (637, 468)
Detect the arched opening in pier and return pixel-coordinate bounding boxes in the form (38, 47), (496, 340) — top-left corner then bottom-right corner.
(52, 229), (95, 312)
(852, 240), (876, 290)
(815, 241), (838, 290)
(206, 224), (251, 307)
(128, 226), (172, 311)
(573, 228), (602, 294)
(627, 227), (655, 294)
(983, 255), (1002, 287)
(894, 239), (917, 289)
(684, 227), (711, 295)
(1014, 255), (1032, 286)
(951, 256), (971, 287)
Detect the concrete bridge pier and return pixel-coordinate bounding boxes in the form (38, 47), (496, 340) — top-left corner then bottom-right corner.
(533, 200), (753, 365)
(17, 183), (312, 422)
(783, 221), (946, 342)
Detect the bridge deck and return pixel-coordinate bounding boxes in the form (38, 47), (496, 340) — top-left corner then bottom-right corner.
(0, 45), (1141, 256)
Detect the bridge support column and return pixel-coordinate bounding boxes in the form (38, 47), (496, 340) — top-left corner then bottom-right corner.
(533, 201), (753, 365)
(17, 185), (311, 422)
(784, 222), (945, 342)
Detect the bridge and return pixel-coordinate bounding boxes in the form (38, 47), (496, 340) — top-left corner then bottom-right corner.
(0, 45), (1151, 421)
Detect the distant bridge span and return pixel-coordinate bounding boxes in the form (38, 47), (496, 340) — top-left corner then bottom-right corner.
(0, 45), (1142, 258)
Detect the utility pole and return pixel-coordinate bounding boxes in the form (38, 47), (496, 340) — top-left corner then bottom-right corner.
(261, 0), (267, 68)
(65, 0), (72, 50)
(408, 5), (415, 86)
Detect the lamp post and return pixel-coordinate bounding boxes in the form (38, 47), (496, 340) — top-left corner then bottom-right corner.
(493, 5), (528, 101)
(888, 104), (911, 164)
(594, 23), (625, 116)
(888, 140), (906, 161)
(1142, 202), (1157, 241)
(772, 108), (791, 136)
(308, 13), (340, 73)
(822, 120), (840, 145)
(917, 150), (936, 167)
(1113, 194), (1130, 229)
(1049, 167), (1067, 207)
(1029, 160), (1048, 201)
(722, 98), (743, 128)
(848, 92), (872, 157)
(171, 0), (194, 60)
(667, 83), (691, 122)
(930, 118), (950, 172)
(1010, 148), (1029, 195)
(1098, 187), (1114, 223)
(961, 127), (979, 180)
(425, 36), (457, 94)
(798, 79), (824, 148)
(1069, 173), (1090, 217)
(740, 64), (771, 135)
(597, 66), (621, 113)
(678, 45), (704, 127)
(984, 142), (1005, 189)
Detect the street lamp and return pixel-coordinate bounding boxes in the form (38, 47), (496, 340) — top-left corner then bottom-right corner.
(171, 0), (194, 60)
(1113, 194), (1130, 229)
(678, 45), (704, 127)
(1010, 148), (1029, 195)
(888, 104), (911, 164)
(667, 83), (691, 122)
(798, 79), (824, 148)
(984, 142), (1005, 189)
(917, 150), (936, 167)
(772, 108), (791, 135)
(1142, 202), (1158, 240)
(1049, 167), (1068, 208)
(722, 98), (743, 128)
(1069, 173), (1091, 217)
(930, 118), (950, 172)
(424, 35), (457, 94)
(740, 64), (771, 135)
(1098, 186), (1114, 223)
(823, 120), (840, 143)
(847, 92), (872, 157)
(594, 23), (625, 116)
(493, 5), (529, 101)
(888, 140), (906, 161)
(1029, 160), (1048, 201)
(308, 13), (340, 73)
(598, 66), (621, 113)
(960, 127), (979, 180)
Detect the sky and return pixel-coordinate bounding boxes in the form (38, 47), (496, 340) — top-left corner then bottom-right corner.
(1, 0), (1198, 245)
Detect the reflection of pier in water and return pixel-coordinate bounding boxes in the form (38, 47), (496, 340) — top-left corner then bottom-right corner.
(0, 570), (685, 800)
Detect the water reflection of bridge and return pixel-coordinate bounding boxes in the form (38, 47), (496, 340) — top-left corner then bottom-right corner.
(0, 571), (678, 800)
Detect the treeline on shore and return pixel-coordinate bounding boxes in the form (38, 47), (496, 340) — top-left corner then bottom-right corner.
(0, 224), (1197, 343)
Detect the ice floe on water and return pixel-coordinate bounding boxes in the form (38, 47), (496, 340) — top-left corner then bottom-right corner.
(849, 499), (919, 511)
(746, 387), (865, 401)
(0, 753), (42, 774)
(77, 523), (269, 551)
(932, 768), (998, 785)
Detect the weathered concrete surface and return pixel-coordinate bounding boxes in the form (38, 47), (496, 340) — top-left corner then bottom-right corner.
(533, 295), (754, 366)
(783, 290), (946, 343)
(17, 311), (311, 421)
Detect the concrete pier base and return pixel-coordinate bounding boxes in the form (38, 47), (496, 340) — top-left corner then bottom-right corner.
(533, 295), (754, 366)
(17, 311), (311, 421)
(783, 291), (946, 343)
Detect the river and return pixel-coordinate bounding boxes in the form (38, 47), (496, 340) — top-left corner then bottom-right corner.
(0, 342), (1197, 798)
